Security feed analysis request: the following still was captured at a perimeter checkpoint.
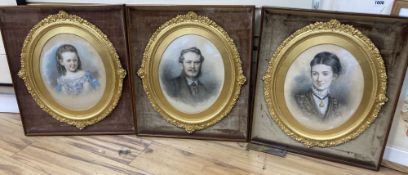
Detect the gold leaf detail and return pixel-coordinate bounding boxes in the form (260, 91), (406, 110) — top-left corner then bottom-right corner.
(137, 68), (145, 78)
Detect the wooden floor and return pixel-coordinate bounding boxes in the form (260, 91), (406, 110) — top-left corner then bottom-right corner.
(0, 113), (405, 175)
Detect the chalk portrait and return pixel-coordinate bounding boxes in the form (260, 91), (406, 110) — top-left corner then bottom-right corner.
(284, 44), (364, 130)
(40, 34), (106, 111)
(159, 34), (224, 114)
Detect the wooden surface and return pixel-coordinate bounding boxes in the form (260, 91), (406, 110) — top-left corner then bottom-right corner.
(383, 160), (408, 174)
(0, 112), (405, 175)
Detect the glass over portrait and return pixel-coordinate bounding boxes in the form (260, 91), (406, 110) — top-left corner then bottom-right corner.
(40, 34), (106, 111)
(284, 44), (364, 131)
(159, 34), (224, 114)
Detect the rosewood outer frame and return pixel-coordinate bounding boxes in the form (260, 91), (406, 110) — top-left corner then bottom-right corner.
(249, 7), (408, 170)
(0, 5), (135, 135)
(127, 6), (254, 141)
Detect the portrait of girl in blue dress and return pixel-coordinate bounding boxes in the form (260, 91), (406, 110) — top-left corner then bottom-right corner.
(55, 44), (100, 96)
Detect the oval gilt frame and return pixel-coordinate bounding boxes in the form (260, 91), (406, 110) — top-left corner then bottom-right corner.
(138, 12), (246, 133)
(263, 20), (387, 147)
(18, 11), (126, 129)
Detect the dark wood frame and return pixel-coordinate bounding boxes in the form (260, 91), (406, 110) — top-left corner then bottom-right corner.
(126, 6), (254, 141)
(391, 0), (408, 16)
(0, 5), (136, 135)
(16, 0), (26, 5)
(249, 7), (408, 170)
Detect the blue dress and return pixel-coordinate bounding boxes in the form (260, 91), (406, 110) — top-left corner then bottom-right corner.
(55, 71), (100, 96)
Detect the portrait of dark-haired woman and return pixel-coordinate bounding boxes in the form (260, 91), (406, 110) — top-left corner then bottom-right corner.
(295, 51), (342, 121)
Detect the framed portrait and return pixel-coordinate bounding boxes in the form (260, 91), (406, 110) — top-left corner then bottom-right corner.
(127, 6), (253, 140)
(391, 0), (408, 17)
(0, 6), (135, 135)
(263, 19), (387, 147)
(383, 70), (408, 173)
(250, 8), (408, 170)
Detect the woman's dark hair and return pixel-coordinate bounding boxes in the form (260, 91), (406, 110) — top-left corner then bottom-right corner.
(178, 47), (205, 63)
(56, 44), (82, 75)
(310, 52), (342, 75)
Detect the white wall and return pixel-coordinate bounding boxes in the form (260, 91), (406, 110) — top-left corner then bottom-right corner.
(0, 32), (12, 84)
(0, 0), (16, 6)
(319, 0), (394, 14)
(0, 1), (17, 113)
(0, 1), (15, 84)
